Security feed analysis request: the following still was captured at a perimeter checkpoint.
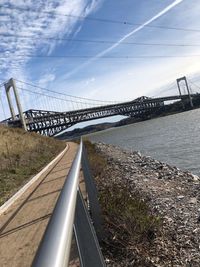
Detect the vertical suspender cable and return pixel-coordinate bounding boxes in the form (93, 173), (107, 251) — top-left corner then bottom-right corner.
(0, 88), (7, 120)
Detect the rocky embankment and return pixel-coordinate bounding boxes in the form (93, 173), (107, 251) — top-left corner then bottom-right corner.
(94, 143), (200, 267)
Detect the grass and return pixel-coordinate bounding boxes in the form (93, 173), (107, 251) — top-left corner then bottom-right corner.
(99, 182), (160, 243)
(83, 139), (107, 176)
(84, 139), (161, 262)
(0, 125), (65, 205)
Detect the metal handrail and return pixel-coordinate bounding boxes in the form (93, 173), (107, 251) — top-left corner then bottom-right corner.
(32, 141), (83, 267)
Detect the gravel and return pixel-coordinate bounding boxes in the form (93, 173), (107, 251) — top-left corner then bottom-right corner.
(94, 142), (200, 267)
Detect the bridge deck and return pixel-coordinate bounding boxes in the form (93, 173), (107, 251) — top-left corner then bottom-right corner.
(3, 93), (197, 136)
(0, 142), (80, 267)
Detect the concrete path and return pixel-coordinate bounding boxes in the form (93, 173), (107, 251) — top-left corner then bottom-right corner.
(0, 142), (79, 267)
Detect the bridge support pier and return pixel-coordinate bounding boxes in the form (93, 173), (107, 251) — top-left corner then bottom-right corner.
(177, 76), (193, 109)
(4, 78), (27, 131)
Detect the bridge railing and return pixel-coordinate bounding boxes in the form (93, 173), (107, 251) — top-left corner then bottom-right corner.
(31, 140), (105, 267)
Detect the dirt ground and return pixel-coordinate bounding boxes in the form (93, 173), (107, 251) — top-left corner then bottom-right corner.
(0, 142), (80, 267)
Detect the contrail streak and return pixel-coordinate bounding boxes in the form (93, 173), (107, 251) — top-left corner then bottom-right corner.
(64, 0), (184, 79)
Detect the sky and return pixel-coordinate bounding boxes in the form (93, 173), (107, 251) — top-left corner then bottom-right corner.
(1, 0), (200, 124)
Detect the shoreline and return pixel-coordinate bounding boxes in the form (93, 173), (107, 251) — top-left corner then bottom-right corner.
(91, 142), (200, 266)
(58, 107), (200, 141)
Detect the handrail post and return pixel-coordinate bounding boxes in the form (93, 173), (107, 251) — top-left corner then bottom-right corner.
(74, 190), (106, 267)
(81, 143), (104, 240)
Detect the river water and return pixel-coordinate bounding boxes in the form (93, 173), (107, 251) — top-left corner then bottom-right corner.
(88, 109), (200, 176)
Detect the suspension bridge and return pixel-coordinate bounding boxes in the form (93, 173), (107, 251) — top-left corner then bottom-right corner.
(0, 76), (200, 136)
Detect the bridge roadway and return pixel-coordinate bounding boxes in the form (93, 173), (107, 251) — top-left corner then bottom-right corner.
(5, 94), (195, 136)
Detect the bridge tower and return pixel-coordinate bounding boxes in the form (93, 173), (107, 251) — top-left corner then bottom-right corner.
(176, 76), (194, 108)
(4, 78), (27, 131)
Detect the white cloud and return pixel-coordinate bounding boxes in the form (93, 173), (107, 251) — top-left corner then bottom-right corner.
(38, 73), (56, 87)
(0, 0), (101, 80)
(58, 55), (200, 103)
(62, 0), (184, 79)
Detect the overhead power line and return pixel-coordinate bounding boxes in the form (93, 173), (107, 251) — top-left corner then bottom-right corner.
(1, 33), (200, 48)
(16, 79), (116, 104)
(1, 54), (200, 60)
(3, 5), (200, 33)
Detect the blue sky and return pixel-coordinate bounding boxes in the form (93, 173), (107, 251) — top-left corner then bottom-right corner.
(1, 0), (200, 121)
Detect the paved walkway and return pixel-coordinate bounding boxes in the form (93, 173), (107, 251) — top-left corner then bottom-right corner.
(0, 142), (79, 267)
